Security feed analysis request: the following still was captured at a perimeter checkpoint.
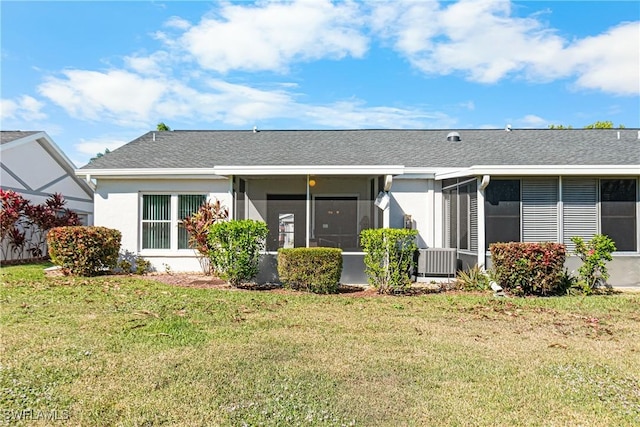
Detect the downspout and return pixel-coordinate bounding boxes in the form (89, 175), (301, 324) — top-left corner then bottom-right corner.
(477, 175), (490, 269)
(383, 174), (392, 228)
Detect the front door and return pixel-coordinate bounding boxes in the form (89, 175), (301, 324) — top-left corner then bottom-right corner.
(266, 195), (306, 251)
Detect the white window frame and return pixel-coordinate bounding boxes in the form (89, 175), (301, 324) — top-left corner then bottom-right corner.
(139, 193), (206, 254)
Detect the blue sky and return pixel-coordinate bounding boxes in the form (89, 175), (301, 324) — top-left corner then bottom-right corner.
(2, 1), (639, 167)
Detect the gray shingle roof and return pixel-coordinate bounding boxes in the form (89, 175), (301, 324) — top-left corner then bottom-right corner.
(0, 131), (41, 145)
(81, 129), (640, 170)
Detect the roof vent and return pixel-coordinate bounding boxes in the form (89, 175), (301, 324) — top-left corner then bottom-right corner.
(253, 126), (259, 133)
(446, 132), (461, 142)
(505, 124), (512, 131)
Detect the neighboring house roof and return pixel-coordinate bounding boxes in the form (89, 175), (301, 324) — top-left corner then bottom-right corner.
(78, 129), (640, 177)
(0, 130), (41, 145)
(1, 131), (95, 199)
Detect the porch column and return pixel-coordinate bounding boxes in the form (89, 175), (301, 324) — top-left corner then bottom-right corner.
(306, 175), (311, 247)
(477, 175), (490, 268)
(228, 176), (234, 220)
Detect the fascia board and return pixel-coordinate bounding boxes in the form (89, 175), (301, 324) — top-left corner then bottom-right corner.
(75, 168), (225, 180)
(211, 165), (406, 175)
(436, 165), (640, 179)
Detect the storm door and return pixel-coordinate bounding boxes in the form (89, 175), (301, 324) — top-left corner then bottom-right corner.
(266, 195), (306, 251)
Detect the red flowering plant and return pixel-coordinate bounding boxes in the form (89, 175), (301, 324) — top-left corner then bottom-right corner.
(182, 199), (229, 274)
(0, 189), (80, 261)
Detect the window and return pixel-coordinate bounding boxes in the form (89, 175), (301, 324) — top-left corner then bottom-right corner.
(141, 194), (206, 250)
(601, 179), (637, 251)
(485, 180), (520, 249)
(178, 195), (207, 249)
(444, 182), (476, 251)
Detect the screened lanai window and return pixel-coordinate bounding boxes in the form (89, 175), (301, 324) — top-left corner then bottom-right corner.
(601, 179), (637, 251)
(485, 180), (521, 249)
(141, 194), (206, 250)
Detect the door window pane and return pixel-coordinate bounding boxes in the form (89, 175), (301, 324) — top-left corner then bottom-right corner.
(279, 213), (295, 248)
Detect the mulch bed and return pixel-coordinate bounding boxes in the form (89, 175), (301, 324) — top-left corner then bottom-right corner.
(145, 273), (442, 297)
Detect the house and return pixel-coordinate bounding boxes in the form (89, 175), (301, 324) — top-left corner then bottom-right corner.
(1, 131), (94, 261)
(76, 129), (640, 286)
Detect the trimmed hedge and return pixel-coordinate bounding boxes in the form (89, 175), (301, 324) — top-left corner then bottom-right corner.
(47, 226), (121, 276)
(490, 242), (566, 296)
(277, 248), (343, 294)
(207, 219), (268, 286)
(360, 228), (418, 294)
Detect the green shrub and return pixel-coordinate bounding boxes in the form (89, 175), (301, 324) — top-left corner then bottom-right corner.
(207, 220), (268, 286)
(360, 228), (418, 294)
(490, 242), (566, 296)
(47, 226), (121, 276)
(134, 256), (152, 275)
(571, 234), (616, 289)
(455, 264), (491, 291)
(277, 247), (343, 294)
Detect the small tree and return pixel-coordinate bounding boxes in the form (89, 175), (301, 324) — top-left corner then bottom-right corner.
(207, 220), (268, 286)
(182, 200), (229, 274)
(156, 122), (171, 131)
(571, 234), (616, 289)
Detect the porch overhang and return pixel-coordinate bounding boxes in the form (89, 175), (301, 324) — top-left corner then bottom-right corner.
(212, 165), (406, 176)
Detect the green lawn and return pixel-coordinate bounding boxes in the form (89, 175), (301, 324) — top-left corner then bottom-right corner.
(1, 263), (639, 426)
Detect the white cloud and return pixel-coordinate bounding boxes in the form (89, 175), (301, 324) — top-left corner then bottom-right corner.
(517, 114), (547, 128)
(124, 51), (172, 76)
(174, 0), (368, 73)
(370, 0), (639, 95)
(75, 137), (130, 156)
(0, 95), (47, 121)
(564, 22), (640, 96)
(38, 70), (167, 125)
(302, 100), (456, 129)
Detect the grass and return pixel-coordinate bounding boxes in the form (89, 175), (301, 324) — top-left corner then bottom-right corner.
(1, 263), (639, 426)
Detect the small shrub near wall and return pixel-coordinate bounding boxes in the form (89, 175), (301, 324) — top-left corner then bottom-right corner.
(277, 248), (343, 294)
(360, 228), (418, 294)
(490, 242), (566, 296)
(47, 226), (121, 276)
(207, 219), (268, 286)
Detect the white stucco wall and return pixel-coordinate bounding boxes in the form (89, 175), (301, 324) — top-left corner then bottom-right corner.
(94, 178), (231, 272)
(388, 178), (435, 248)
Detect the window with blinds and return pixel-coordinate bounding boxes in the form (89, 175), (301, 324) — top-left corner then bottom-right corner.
(142, 195), (171, 249)
(522, 178), (559, 243)
(178, 195), (207, 249)
(141, 194), (206, 250)
(562, 178), (598, 252)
